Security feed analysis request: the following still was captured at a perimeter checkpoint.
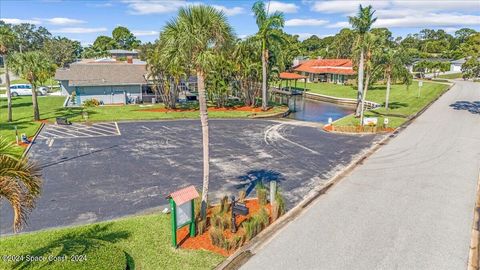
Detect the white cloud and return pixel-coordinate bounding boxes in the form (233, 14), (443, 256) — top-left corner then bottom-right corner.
(0, 18), (41, 24)
(51, 27), (108, 34)
(44, 17), (86, 25)
(312, 1), (389, 14)
(269, 1), (299, 13)
(212, 5), (245, 16)
(122, 0), (189, 15)
(393, 0), (480, 12)
(286, 18), (328, 26)
(132, 30), (160, 36)
(375, 13), (480, 28)
(326, 21), (350, 28)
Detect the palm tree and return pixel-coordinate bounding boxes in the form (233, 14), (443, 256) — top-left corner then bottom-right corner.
(160, 5), (234, 218)
(0, 137), (42, 233)
(9, 51), (56, 121)
(252, 1), (285, 111)
(349, 4), (377, 118)
(0, 25), (17, 122)
(380, 48), (412, 109)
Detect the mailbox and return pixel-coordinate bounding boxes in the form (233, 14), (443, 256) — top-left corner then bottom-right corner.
(233, 203), (249, 216)
(231, 196), (250, 233)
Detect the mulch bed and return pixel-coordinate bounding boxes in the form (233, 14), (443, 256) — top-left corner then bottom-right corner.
(324, 124), (395, 133)
(139, 106), (269, 113)
(177, 199), (271, 256)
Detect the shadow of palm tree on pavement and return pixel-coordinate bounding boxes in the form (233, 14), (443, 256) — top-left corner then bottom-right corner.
(449, 101), (480, 114)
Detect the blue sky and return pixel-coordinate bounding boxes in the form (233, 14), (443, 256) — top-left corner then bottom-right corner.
(1, 0), (479, 46)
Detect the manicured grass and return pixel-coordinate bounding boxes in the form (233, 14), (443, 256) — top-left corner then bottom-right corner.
(0, 213), (224, 270)
(306, 81), (449, 128)
(437, 73), (462, 79)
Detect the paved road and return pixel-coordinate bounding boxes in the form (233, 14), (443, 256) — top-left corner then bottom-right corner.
(0, 119), (378, 234)
(242, 81), (480, 270)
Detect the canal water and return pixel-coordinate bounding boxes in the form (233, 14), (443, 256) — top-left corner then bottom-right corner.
(287, 95), (355, 123)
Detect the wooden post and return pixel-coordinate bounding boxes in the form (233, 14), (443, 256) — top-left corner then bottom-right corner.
(189, 199), (195, 237)
(270, 181), (277, 204)
(170, 198), (177, 248)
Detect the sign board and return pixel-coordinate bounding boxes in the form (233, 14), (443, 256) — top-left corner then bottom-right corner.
(418, 81), (423, 87)
(363, 117), (378, 126)
(176, 201), (192, 228)
(384, 118), (389, 125)
(167, 185), (199, 248)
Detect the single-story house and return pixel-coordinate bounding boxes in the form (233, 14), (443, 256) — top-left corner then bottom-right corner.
(406, 58), (451, 73)
(292, 59), (355, 84)
(107, 49), (139, 59)
(55, 58), (148, 105)
(450, 57), (480, 72)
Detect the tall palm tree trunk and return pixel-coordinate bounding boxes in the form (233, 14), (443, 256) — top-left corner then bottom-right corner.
(4, 55), (12, 122)
(261, 48), (268, 111)
(355, 48), (364, 117)
(31, 85), (40, 121)
(359, 72), (370, 124)
(385, 70), (391, 110)
(197, 70), (210, 219)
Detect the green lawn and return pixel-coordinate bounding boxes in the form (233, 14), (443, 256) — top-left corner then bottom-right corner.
(0, 213), (224, 270)
(438, 73), (462, 79)
(305, 81), (450, 128)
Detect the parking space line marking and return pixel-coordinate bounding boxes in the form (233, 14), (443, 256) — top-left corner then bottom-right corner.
(94, 124), (118, 132)
(44, 127), (81, 137)
(67, 126), (111, 136)
(42, 131), (64, 138)
(115, 122), (121, 135)
(83, 124), (118, 133)
(54, 126), (110, 136)
(75, 125), (117, 136)
(48, 139), (54, 147)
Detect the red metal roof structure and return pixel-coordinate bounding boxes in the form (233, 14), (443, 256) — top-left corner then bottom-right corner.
(294, 59), (356, 75)
(279, 72), (307, 80)
(168, 185), (199, 205)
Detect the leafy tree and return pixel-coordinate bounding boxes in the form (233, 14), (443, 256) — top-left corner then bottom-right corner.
(252, 0), (285, 111)
(233, 37), (262, 107)
(460, 33), (480, 57)
(43, 37), (81, 67)
(349, 4), (377, 119)
(455, 28), (477, 43)
(377, 48), (412, 109)
(93, 35), (118, 53)
(0, 137), (42, 233)
(160, 5), (234, 218)
(0, 24), (17, 122)
(9, 52), (56, 121)
(461, 56), (480, 80)
(328, 28), (355, 58)
(9, 23), (51, 52)
(112, 26), (140, 50)
(146, 40), (185, 109)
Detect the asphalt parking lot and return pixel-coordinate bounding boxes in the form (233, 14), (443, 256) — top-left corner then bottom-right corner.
(0, 119), (379, 234)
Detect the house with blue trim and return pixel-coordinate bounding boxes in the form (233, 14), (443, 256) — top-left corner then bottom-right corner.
(55, 58), (148, 106)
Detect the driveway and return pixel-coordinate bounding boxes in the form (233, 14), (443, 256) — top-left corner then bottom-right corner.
(241, 81), (480, 270)
(0, 119), (379, 234)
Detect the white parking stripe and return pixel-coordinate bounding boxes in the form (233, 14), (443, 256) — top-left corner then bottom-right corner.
(85, 125), (118, 134)
(58, 125), (109, 136)
(39, 122), (121, 140)
(45, 127), (81, 137)
(115, 122), (121, 135)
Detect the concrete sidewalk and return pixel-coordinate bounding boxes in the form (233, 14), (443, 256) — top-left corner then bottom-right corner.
(241, 80), (480, 270)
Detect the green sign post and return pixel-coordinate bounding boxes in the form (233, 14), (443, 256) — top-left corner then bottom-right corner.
(167, 185), (199, 248)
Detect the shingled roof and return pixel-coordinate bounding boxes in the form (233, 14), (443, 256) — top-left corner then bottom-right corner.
(294, 59), (355, 75)
(55, 62), (148, 86)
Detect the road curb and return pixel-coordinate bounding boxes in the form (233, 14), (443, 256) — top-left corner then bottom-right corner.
(21, 122), (45, 158)
(468, 171), (480, 270)
(215, 82), (456, 270)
